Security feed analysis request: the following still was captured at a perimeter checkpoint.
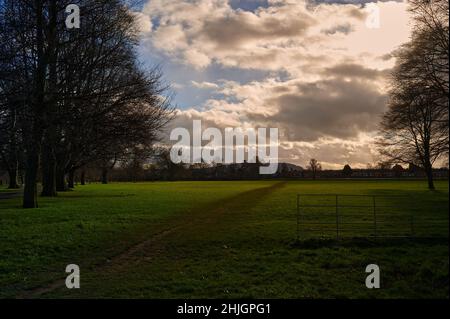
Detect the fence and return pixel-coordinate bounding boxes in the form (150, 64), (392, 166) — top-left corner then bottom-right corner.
(296, 194), (449, 240)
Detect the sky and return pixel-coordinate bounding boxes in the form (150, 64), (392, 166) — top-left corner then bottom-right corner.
(134, 0), (412, 169)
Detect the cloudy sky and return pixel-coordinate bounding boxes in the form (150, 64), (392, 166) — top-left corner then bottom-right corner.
(136, 0), (412, 169)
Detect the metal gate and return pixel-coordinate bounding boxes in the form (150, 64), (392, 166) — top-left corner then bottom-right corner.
(296, 194), (448, 240)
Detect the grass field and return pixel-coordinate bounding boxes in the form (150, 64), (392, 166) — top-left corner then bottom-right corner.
(0, 185), (12, 192)
(0, 180), (448, 298)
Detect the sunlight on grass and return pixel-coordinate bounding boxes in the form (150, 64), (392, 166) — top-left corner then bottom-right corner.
(0, 180), (448, 298)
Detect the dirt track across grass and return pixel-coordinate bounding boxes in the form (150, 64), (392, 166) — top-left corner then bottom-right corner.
(18, 182), (286, 298)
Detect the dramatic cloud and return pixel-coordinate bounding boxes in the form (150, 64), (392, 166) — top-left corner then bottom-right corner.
(265, 79), (387, 141)
(139, 0), (412, 168)
(323, 63), (388, 78)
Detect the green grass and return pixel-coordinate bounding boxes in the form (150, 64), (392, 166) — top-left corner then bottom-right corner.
(0, 184), (22, 193)
(0, 185), (12, 192)
(0, 180), (448, 298)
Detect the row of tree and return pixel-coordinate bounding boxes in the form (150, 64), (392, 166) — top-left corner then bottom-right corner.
(379, 0), (449, 190)
(0, 0), (173, 207)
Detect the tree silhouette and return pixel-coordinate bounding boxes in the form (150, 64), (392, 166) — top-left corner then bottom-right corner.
(378, 0), (448, 190)
(0, 1), (173, 207)
(343, 164), (352, 177)
(307, 158), (322, 180)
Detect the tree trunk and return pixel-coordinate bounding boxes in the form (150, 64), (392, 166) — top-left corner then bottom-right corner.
(23, 0), (45, 209)
(68, 169), (75, 189)
(7, 113), (20, 189)
(23, 150), (40, 208)
(7, 167), (20, 189)
(423, 137), (435, 190)
(41, 161), (57, 196)
(41, 1), (58, 197)
(101, 168), (108, 184)
(425, 163), (435, 190)
(56, 167), (68, 192)
(41, 143), (57, 196)
(80, 170), (86, 186)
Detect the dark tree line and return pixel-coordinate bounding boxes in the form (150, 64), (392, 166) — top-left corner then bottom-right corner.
(0, 0), (173, 207)
(379, 0), (449, 190)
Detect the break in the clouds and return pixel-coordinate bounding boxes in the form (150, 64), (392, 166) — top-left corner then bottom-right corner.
(138, 0), (412, 168)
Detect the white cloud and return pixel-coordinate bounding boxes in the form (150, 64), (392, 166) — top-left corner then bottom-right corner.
(191, 81), (220, 89)
(140, 0), (412, 168)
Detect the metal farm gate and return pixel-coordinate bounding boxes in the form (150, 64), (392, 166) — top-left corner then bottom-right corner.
(296, 194), (449, 240)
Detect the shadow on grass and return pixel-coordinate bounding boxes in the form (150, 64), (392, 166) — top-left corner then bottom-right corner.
(64, 193), (137, 199)
(291, 236), (449, 249)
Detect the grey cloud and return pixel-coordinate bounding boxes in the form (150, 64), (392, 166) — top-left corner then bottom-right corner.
(251, 78), (387, 141)
(202, 12), (315, 50)
(346, 7), (366, 20)
(323, 63), (388, 79)
(321, 23), (355, 35)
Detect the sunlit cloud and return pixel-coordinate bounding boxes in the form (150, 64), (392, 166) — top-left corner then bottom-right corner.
(139, 0), (412, 168)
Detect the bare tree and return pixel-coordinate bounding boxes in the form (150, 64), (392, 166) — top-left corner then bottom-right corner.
(378, 84), (448, 189)
(0, 72), (22, 189)
(307, 158), (322, 180)
(378, 0), (449, 190)
(408, 0), (449, 98)
(48, 2), (173, 191)
(0, 0), (173, 206)
(0, 107), (22, 189)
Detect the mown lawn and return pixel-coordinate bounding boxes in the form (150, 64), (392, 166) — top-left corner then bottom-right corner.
(0, 180), (448, 298)
(0, 185), (12, 192)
